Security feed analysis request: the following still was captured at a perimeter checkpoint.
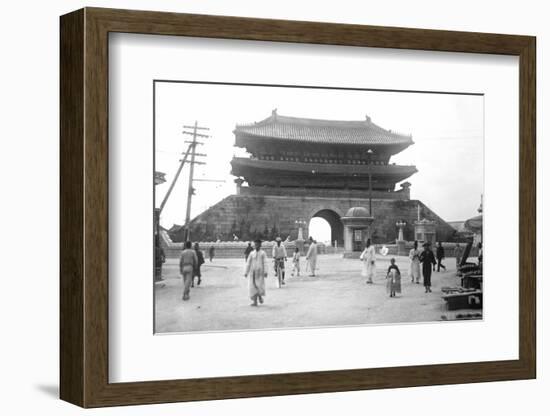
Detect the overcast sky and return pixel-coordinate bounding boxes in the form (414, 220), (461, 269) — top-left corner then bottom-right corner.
(155, 82), (483, 231)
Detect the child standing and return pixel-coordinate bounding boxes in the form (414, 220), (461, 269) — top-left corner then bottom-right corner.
(386, 258), (402, 298)
(291, 247), (301, 277)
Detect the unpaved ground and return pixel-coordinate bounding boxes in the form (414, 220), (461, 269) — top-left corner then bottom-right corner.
(155, 254), (481, 333)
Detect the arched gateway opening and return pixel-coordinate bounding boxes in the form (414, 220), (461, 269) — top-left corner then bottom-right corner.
(309, 209), (344, 247)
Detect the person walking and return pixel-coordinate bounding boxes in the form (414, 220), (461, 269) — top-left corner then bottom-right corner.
(179, 241), (198, 301)
(408, 240), (421, 283)
(386, 258), (402, 297)
(244, 242), (253, 261)
(436, 241), (447, 272)
(291, 247), (301, 277)
(419, 242), (437, 293)
(208, 245), (215, 262)
(154, 241), (166, 282)
(272, 237), (288, 285)
(305, 238), (318, 277)
(453, 243), (462, 271)
(244, 239), (269, 306)
(192, 242), (205, 287)
(360, 238), (376, 284)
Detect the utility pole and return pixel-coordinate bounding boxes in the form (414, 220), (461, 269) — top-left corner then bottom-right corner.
(158, 144), (208, 215)
(159, 144), (193, 214)
(182, 121), (209, 241)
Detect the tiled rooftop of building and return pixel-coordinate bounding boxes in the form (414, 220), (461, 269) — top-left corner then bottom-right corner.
(234, 110), (413, 146)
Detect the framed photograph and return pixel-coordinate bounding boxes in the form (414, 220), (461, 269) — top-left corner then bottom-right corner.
(60, 7), (536, 408)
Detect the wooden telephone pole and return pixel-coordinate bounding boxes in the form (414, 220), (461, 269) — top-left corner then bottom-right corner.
(158, 145), (193, 214)
(182, 121), (209, 241)
(156, 121), (214, 242)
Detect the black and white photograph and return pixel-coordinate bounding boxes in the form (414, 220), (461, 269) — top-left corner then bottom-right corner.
(2, 0), (544, 413)
(153, 81), (484, 333)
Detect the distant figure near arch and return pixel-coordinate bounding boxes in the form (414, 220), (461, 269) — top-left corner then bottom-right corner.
(306, 237), (318, 276)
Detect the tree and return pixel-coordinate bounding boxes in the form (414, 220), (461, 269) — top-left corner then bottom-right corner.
(239, 217), (251, 241)
(229, 220), (239, 240)
(205, 223), (216, 241)
(269, 223), (279, 241)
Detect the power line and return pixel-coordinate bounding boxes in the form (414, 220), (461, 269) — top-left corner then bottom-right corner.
(193, 179), (226, 183)
(158, 121), (209, 219)
(183, 125), (209, 130)
(159, 121), (226, 239)
(182, 131), (211, 138)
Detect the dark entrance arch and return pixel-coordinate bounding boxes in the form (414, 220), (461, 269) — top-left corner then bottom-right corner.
(311, 209), (344, 247)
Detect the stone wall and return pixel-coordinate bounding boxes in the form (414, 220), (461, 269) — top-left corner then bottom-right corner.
(161, 229), (475, 260)
(159, 231), (339, 259)
(377, 242), (480, 258)
(171, 193), (457, 244)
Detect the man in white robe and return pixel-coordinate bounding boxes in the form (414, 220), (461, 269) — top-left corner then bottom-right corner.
(305, 238), (318, 277)
(409, 240), (421, 284)
(244, 239), (268, 306)
(360, 238), (376, 284)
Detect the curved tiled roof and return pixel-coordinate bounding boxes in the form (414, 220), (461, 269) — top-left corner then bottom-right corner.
(235, 112), (413, 146)
(344, 207), (371, 218)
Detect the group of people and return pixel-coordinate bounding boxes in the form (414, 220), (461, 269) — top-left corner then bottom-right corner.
(407, 240), (439, 293)
(360, 239), (456, 297)
(178, 241), (206, 301)
(242, 237), (319, 306)
(179, 236), (466, 305)
(178, 236), (320, 306)
(360, 239), (406, 296)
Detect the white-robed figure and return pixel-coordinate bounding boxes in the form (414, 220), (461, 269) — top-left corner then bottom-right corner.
(244, 239), (269, 306)
(305, 238), (318, 277)
(272, 237), (288, 284)
(360, 238), (376, 284)
(408, 240), (421, 283)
